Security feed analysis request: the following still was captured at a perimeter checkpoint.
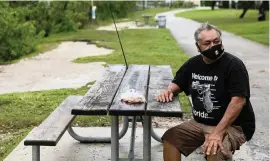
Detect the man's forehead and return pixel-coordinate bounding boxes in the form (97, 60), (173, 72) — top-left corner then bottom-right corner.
(199, 29), (219, 41)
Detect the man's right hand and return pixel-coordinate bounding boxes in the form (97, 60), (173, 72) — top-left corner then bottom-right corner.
(156, 89), (173, 102)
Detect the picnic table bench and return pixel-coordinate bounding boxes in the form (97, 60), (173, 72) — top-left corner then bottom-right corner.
(24, 64), (182, 161)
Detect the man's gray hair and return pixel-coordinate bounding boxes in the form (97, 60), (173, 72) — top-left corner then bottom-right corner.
(194, 22), (222, 42)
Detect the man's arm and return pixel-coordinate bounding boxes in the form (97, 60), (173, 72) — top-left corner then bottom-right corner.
(168, 83), (181, 95)
(157, 59), (190, 102)
(156, 83), (181, 102)
(204, 96), (246, 155)
(212, 96), (246, 135)
(204, 59), (250, 155)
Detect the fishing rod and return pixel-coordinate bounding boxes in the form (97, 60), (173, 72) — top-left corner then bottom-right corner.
(107, 1), (128, 69)
(107, 1), (145, 124)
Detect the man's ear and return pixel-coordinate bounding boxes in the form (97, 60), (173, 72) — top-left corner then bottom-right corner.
(195, 42), (201, 52)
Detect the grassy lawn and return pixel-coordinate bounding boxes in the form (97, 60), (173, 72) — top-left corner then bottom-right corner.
(0, 8), (191, 160)
(176, 9), (269, 45)
(0, 83), (114, 160)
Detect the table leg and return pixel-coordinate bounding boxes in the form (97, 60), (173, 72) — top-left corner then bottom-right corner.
(128, 116), (137, 160)
(32, 146), (40, 161)
(143, 116), (151, 161)
(111, 116), (119, 161)
(137, 116), (162, 143)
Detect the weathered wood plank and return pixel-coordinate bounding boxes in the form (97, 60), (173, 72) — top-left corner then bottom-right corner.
(109, 65), (149, 116)
(72, 65), (126, 115)
(24, 96), (82, 146)
(146, 65), (182, 117)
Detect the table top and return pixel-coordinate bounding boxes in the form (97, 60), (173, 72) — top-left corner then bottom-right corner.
(72, 64), (182, 117)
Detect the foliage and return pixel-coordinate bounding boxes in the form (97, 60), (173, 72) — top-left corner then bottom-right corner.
(0, 3), (38, 62)
(0, 1), (137, 63)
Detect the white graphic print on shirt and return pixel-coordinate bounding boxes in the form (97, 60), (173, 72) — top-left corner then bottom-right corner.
(191, 73), (220, 118)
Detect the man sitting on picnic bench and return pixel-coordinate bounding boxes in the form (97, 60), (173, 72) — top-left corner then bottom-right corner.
(157, 23), (255, 161)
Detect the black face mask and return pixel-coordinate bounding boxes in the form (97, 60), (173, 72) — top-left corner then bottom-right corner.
(196, 43), (224, 60)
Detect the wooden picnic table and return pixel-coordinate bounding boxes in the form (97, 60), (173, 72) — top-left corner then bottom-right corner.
(71, 64), (182, 161)
(141, 15), (152, 25)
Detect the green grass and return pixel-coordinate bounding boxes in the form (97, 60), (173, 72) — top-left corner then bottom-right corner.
(0, 83), (115, 160)
(0, 128), (31, 161)
(38, 27), (190, 74)
(70, 29), (188, 73)
(176, 9), (269, 45)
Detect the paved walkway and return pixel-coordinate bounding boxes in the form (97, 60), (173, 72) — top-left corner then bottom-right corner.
(4, 127), (204, 161)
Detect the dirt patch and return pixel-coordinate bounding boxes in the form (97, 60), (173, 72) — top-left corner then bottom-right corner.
(0, 41), (114, 94)
(135, 113), (193, 129)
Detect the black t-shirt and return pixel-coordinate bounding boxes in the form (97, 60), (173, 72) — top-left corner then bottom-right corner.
(172, 52), (255, 141)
